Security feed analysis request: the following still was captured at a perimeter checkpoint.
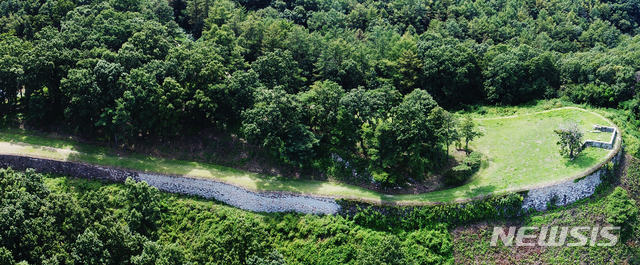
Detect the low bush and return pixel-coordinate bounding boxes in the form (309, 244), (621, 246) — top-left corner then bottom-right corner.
(338, 192), (524, 231)
(0, 168), (457, 264)
(595, 161), (620, 194)
(605, 187), (638, 227)
(444, 152), (482, 186)
(605, 187), (638, 241)
(624, 159), (640, 197)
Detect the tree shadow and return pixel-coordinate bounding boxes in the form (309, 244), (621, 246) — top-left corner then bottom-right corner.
(564, 151), (597, 169)
(461, 183), (498, 200)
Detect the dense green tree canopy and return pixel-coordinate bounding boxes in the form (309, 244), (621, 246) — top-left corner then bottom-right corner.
(2, 0), (640, 184)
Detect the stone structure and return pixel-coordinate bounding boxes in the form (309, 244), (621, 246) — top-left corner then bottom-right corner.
(0, 154), (340, 215)
(582, 125), (617, 150)
(520, 123), (621, 211)
(0, 155), (134, 182)
(593, 125), (616, 133)
(0, 122), (624, 214)
(521, 150), (622, 211)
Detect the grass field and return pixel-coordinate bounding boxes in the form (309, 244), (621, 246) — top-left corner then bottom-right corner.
(0, 107), (618, 204)
(407, 107), (616, 202)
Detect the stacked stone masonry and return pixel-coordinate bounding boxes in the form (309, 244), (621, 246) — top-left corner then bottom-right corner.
(0, 119), (622, 214)
(582, 125), (617, 150)
(521, 149), (622, 211)
(0, 154), (340, 215)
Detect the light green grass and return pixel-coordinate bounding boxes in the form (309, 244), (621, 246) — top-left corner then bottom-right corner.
(0, 136), (389, 201)
(0, 107), (617, 204)
(391, 107), (615, 202)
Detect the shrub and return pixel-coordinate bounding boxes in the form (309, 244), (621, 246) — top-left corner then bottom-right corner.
(356, 233), (404, 265)
(463, 152), (483, 169)
(443, 168), (464, 186)
(338, 192), (524, 231)
(444, 152), (482, 186)
(547, 194), (559, 210)
(624, 159), (640, 197)
(403, 228), (453, 264)
(595, 161), (619, 194)
(246, 249), (287, 265)
(0, 247), (14, 265)
(605, 187), (638, 227)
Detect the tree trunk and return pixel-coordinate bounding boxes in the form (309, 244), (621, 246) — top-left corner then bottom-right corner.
(465, 138), (469, 153)
(446, 138), (450, 158)
(570, 148), (573, 159)
(360, 138), (368, 159)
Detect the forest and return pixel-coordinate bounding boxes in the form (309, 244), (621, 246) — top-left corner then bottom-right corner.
(0, 168), (456, 265)
(2, 0), (640, 186)
(2, 0), (640, 263)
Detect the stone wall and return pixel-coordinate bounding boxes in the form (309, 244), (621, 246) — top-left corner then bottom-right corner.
(594, 125), (616, 133)
(582, 125), (617, 150)
(0, 155), (135, 182)
(0, 132), (623, 214)
(521, 149), (622, 211)
(0, 154), (340, 214)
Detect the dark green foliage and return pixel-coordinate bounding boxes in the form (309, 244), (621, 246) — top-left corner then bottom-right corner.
(340, 192), (524, 231)
(403, 229), (453, 265)
(355, 233), (404, 265)
(483, 45), (559, 105)
(0, 170), (455, 264)
(252, 49), (306, 93)
(444, 152), (482, 186)
(192, 214), (270, 264)
(2, 0), (640, 184)
(0, 168), (172, 264)
(246, 249), (287, 265)
(130, 242), (186, 265)
(122, 178), (164, 238)
(605, 187), (638, 227)
(560, 83), (631, 108)
(0, 247), (14, 265)
(241, 89), (319, 166)
(418, 36), (482, 107)
(364, 89), (442, 184)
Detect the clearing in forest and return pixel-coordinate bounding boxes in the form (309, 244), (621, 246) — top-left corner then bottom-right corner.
(0, 108), (619, 204)
(393, 107), (618, 202)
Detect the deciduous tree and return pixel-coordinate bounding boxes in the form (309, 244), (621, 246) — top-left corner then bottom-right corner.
(554, 120), (583, 159)
(460, 115), (484, 153)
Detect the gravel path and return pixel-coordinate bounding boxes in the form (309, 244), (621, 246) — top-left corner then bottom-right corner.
(135, 173), (340, 215)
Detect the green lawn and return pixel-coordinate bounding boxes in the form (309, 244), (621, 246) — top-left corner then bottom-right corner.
(392, 107), (616, 202)
(0, 107), (618, 204)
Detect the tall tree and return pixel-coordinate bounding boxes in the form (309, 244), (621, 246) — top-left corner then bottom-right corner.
(396, 49), (422, 94)
(366, 89), (439, 183)
(429, 107), (459, 162)
(554, 120), (583, 159)
(251, 49), (305, 93)
(186, 0), (210, 37)
(241, 89), (318, 166)
(460, 115), (483, 153)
